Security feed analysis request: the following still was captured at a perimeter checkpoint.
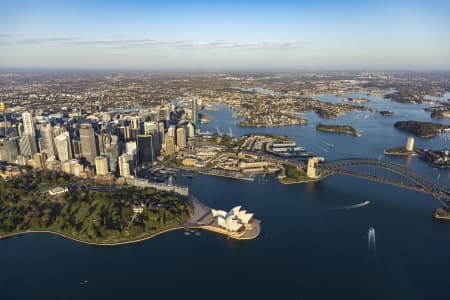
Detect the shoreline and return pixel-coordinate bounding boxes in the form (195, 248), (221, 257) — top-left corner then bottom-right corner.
(278, 177), (319, 184)
(384, 150), (417, 156)
(0, 226), (184, 246)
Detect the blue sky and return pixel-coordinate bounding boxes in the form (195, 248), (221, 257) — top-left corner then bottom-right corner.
(0, 0), (449, 70)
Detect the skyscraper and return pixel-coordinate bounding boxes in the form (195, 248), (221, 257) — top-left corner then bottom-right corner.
(54, 132), (73, 161)
(0, 102), (7, 136)
(158, 121), (165, 145)
(144, 121), (158, 135)
(38, 123), (56, 157)
(136, 134), (154, 165)
(186, 122), (195, 138)
(95, 156), (109, 175)
(104, 135), (119, 173)
(22, 111), (35, 137)
(126, 141), (137, 155)
(144, 121), (160, 154)
(19, 134), (38, 157)
(33, 152), (48, 169)
(164, 135), (175, 155)
(167, 125), (176, 137)
(130, 117), (140, 130)
(79, 123), (97, 165)
(118, 153), (134, 178)
(0, 137), (19, 163)
(176, 127), (187, 149)
(192, 98), (198, 126)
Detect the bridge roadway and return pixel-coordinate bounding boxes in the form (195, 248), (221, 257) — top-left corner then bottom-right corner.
(242, 151), (450, 209)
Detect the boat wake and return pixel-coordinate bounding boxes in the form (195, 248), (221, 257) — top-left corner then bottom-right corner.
(328, 200), (370, 210)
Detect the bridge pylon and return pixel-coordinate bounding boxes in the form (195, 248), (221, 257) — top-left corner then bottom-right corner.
(307, 157), (320, 178)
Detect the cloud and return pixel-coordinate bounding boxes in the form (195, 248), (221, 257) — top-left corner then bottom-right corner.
(0, 34), (314, 51)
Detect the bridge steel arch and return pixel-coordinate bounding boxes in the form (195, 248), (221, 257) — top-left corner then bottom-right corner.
(319, 158), (450, 209)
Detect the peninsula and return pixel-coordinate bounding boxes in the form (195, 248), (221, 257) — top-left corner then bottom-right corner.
(0, 168), (192, 245)
(394, 120), (450, 138)
(0, 165), (261, 244)
(384, 146), (416, 156)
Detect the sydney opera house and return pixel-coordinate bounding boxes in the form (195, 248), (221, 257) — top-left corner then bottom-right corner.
(211, 206), (254, 232)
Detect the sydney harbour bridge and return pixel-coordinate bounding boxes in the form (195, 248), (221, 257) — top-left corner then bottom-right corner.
(246, 152), (450, 211)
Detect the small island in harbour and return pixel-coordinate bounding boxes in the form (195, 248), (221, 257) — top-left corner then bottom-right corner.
(316, 123), (361, 137)
(380, 110), (394, 116)
(342, 96), (370, 103)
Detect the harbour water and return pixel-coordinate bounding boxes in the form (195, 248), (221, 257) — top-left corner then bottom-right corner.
(1, 95), (450, 299)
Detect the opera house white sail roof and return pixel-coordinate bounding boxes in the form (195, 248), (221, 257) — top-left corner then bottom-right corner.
(211, 206), (254, 232)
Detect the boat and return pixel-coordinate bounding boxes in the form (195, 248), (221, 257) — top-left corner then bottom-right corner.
(329, 200), (371, 210)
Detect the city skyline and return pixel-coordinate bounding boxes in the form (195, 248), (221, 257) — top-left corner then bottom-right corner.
(1, 0), (450, 70)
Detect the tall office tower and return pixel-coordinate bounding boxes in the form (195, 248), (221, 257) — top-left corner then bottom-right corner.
(159, 107), (170, 121)
(158, 121), (165, 145)
(95, 156), (109, 175)
(130, 118), (140, 130)
(79, 123), (98, 165)
(192, 99), (198, 126)
(54, 132), (73, 162)
(136, 134), (155, 165)
(17, 123), (24, 137)
(118, 153), (134, 178)
(0, 102), (6, 136)
(0, 137), (19, 163)
(72, 139), (82, 158)
(176, 127), (187, 149)
(19, 134), (38, 157)
(52, 125), (66, 138)
(144, 121), (158, 135)
(33, 152), (48, 169)
(148, 109), (159, 122)
(164, 135), (176, 155)
(22, 111), (36, 137)
(144, 122), (160, 154)
(38, 123), (56, 157)
(167, 125), (176, 137)
(98, 132), (112, 155)
(186, 122), (196, 138)
(117, 126), (131, 142)
(126, 141), (137, 155)
(104, 135), (119, 173)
